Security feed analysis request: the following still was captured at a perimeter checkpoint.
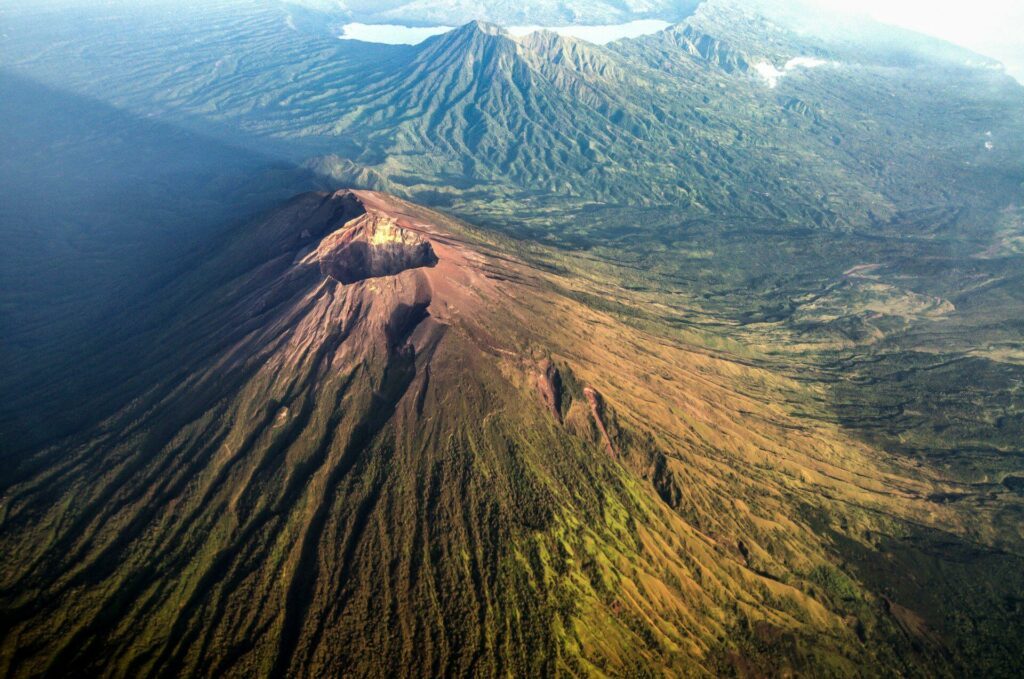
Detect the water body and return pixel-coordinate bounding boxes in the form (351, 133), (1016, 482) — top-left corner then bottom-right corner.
(338, 23), (454, 45)
(338, 19), (672, 46)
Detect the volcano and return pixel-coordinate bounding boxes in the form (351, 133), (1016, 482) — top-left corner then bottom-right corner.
(3, 189), (1018, 677)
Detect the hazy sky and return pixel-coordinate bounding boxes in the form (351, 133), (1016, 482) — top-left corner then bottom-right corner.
(815, 0), (1024, 80)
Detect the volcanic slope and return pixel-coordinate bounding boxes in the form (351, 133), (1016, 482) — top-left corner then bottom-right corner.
(2, 190), (1022, 676)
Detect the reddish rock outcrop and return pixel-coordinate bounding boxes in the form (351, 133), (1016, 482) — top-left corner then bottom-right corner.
(536, 359), (563, 424)
(583, 387), (617, 458)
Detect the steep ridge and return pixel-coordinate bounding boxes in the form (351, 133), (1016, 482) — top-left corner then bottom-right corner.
(1, 190), (1020, 676)
(613, 22), (753, 75)
(311, 18), (891, 222)
(314, 20), (834, 211)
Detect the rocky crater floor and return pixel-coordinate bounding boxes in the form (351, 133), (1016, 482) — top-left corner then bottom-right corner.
(313, 211), (439, 284)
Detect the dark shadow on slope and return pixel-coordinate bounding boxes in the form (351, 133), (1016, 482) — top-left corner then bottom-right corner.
(0, 71), (326, 459)
(270, 337), (424, 677)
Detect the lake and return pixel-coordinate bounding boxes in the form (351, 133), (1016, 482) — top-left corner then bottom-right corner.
(338, 19), (672, 46)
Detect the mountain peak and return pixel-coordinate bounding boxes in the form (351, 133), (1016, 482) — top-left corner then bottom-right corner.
(416, 19), (516, 60)
(8, 182), (1024, 676)
(667, 22), (752, 73)
(461, 19), (506, 36)
(437, 19), (510, 44)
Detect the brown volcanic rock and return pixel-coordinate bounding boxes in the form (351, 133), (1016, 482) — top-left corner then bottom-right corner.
(535, 359), (563, 423)
(583, 386), (617, 458)
(314, 212), (438, 285)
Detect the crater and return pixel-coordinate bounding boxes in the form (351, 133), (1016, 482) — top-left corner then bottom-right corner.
(316, 212), (438, 284)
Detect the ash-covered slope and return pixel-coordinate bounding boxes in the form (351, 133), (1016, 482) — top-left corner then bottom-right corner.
(2, 190), (1021, 676)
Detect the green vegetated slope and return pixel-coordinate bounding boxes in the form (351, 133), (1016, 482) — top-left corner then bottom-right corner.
(2, 190), (1019, 677)
(1, 0), (1023, 675)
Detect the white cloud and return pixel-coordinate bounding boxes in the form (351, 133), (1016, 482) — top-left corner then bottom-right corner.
(784, 56), (830, 69)
(338, 23), (454, 44)
(756, 55), (835, 88)
(754, 62), (785, 87)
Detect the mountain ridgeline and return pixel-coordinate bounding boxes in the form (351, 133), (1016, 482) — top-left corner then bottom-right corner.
(7, 0), (1019, 229)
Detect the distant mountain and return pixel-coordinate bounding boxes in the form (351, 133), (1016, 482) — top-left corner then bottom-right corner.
(5, 0), (1021, 229)
(310, 6), (1023, 229)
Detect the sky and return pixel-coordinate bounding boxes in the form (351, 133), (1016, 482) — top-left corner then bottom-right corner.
(812, 0), (1024, 80)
